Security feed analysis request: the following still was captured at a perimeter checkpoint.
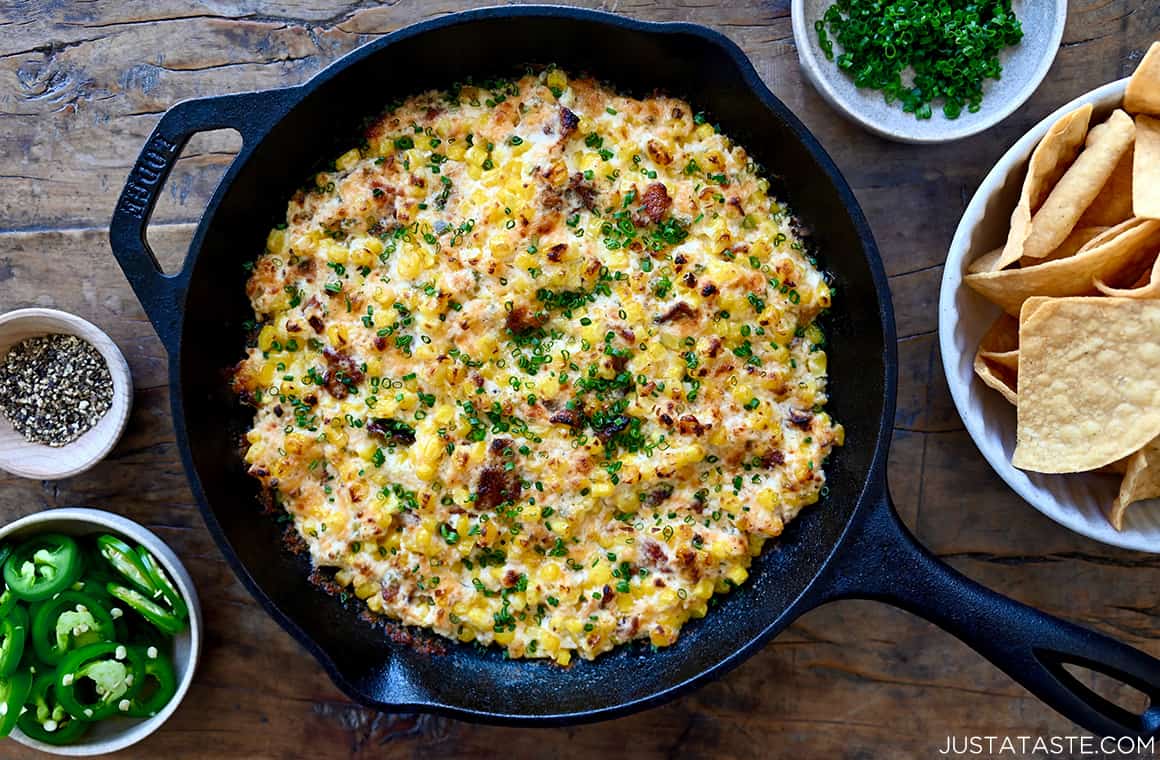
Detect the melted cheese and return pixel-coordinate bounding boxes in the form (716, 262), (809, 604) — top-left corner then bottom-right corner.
(235, 71), (843, 664)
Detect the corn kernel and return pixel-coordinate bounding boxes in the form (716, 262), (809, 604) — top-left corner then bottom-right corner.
(726, 565), (749, 586)
(257, 325), (277, 352)
(335, 148), (361, 171)
(322, 239), (349, 264)
(546, 69), (568, 92)
(266, 228), (286, 254)
(589, 480), (613, 499)
(256, 362), (276, 386)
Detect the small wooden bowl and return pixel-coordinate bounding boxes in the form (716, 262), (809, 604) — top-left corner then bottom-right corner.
(0, 308), (133, 479)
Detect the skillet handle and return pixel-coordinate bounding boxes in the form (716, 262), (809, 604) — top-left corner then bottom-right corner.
(803, 486), (1160, 738)
(109, 88), (297, 351)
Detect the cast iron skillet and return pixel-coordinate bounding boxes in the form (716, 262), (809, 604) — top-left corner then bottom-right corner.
(109, 5), (1160, 733)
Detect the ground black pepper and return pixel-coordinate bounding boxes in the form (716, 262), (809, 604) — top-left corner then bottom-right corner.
(0, 333), (114, 447)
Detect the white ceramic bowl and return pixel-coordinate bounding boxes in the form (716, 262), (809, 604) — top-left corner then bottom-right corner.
(0, 309), (133, 480)
(791, 0), (1067, 144)
(938, 78), (1160, 552)
(0, 508), (202, 755)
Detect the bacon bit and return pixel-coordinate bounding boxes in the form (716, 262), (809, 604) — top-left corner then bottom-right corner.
(490, 437), (513, 455)
(677, 415), (706, 436)
(592, 413), (630, 442)
(676, 548), (698, 574)
(671, 106), (685, 119)
(788, 409), (813, 429)
(659, 412), (674, 426)
(308, 315), (325, 334)
(636, 182), (672, 226)
(559, 107), (580, 138)
(600, 585), (615, 608)
(373, 336), (388, 351)
(476, 465), (521, 510)
(273, 405), (283, 417)
(728, 196), (745, 215)
(643, 539), (668, 564)
(546, 243), (568, 262)
(683, 272), (697, 288)
(700, 283), (718, 297)
(707, 337), (722, 358)
(286, 322), (301, 333)
(654, 302), (696, 324)
(644, 485), (674, 508)
(568, 172), (599, 212)
(673, 254), (688, 270)
(549, 408), (584, 428)
(323, 347), (364, 399)
(381, 583), (399, 604)
(762, 450), (786, 467)
(646, 139), (673, 165)
(503, 569), (522, 588)
(367, 418), (416, 446)
(505, 304), (546, 335)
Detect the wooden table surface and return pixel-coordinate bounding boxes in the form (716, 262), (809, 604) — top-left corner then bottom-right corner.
(0, 1), (1157, 757)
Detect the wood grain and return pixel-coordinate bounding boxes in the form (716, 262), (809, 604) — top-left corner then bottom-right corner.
(0, 1), (1157, 758)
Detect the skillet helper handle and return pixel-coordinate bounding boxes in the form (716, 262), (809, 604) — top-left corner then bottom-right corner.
(109, 88), (295, 351)
(807, 488), (1160, 738)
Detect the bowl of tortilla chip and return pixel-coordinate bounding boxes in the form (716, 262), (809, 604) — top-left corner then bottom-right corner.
(940, 42), (1160, 551)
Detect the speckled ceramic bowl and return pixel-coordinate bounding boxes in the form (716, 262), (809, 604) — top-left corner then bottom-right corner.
(791, 0), (1067, 143)
(939, 78), (1160, 553)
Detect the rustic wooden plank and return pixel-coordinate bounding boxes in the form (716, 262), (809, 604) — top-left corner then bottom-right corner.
(0, 1), (1158, 757)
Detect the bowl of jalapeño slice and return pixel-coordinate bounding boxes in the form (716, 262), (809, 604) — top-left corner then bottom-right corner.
(0, 508), (201, 755)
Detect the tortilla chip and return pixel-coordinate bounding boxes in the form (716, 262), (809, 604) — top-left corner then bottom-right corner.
(1133, 114), (1160, 219)
(1012, 298), (1160, 473)
(968, 246), (1004, 274)
(979, 312), (1019, 352)
(981, 349), (1018, 371)
(993, 104), (1093, 271)
(1018, 225), (1108, 267)
(1094, 244), (1160, 298)
(1125, 42), (1160, 116)
(1076, 146), (1134, 228)
(973, 314), (1020, 404)
(1022, 110), (1136, 259)
(1098, 457), (1130, 476)
(964, 218), (1160, 315)
(1107, 435), (1160, 531)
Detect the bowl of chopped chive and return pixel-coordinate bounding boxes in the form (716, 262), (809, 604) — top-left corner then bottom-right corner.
(0, 309), (133, 480)
(0, 507), (201, 755)
(791, 0), (1066, 144)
